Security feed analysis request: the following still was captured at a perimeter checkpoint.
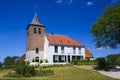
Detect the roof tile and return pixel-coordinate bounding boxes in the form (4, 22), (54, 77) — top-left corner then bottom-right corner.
(46, 34), (84, 47)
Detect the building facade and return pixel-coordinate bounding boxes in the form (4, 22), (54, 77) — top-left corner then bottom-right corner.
(22, 13), (93, 63)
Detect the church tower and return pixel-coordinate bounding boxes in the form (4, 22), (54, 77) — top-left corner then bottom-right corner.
(26, 13), (45, 53)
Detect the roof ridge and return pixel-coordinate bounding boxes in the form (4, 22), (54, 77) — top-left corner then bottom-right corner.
(46, 33), (67, 37)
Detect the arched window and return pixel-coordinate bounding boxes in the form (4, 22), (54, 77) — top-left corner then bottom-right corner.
(35, 57), (39, 62)
(34, 28), (36, 33)
(38, 28), (41, 34)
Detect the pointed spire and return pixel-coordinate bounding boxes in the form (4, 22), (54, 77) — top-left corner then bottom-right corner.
(31, 12), (41, 25)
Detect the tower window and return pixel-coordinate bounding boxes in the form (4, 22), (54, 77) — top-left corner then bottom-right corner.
(34, 28), (36, 33)
(36, 48), (39, 53)
(38, 28), (41, 34)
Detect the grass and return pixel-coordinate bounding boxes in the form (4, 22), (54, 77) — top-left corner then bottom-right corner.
(0, 69), (11, 77)
(0, 66), (117, 80)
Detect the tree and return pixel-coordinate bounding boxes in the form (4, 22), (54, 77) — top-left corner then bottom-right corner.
(91, 3), (120, 49)
(106, 54), (120, 66)
(0, 62), (2, 67)
(4, 56), (12, 66)
(4, 56), (20, 67)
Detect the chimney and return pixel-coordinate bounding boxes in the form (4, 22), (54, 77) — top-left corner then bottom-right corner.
(51, 32), (54, 35)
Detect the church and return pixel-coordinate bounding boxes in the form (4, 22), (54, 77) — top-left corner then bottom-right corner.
(21, 13), (93, 63)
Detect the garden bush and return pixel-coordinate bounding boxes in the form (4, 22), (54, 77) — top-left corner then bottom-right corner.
(0, 67), (4, 70)
(96, 57), (109, 71)
(5, 60), (36, 77)
(38, 68), (54, 76)
(40, 60), (43, 64)
(71, 59), (78, 65)
(14, 60), (36, 77)
(71, 59), (97, 65)
(5, 65), (14, 69)
(5, 60), (55, 77)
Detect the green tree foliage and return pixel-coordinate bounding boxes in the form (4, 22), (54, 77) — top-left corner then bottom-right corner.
(0, 62), (2, 67)
(4, 56), (20, 68)
(106, 54), (120, 66)
(91, 3), (120, 49)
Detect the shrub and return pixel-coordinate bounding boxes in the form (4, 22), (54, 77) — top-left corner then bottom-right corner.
(13, 60), (36, 77)
(96, 57), (109, 71)
(71, 59), (79, 65)
(38, 68), (54, 76)
(40, 60), (43, 64)
(71, 59), (97, 65)
(0, 67), (4, 70)
(116, 57), (120, 66)
(30, 62), (39, 67)
(32, 59), (35, 62)
(45, 60), (48, 63)
(40, 63), (72, 68)
(5, 65), (14, 69)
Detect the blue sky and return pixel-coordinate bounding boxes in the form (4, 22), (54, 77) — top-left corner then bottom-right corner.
(0, 0), (120, 62)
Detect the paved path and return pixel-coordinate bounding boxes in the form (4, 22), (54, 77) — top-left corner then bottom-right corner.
(99, 71), (120, 79)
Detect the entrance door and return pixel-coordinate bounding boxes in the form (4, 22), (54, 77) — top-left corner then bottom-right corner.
(68, 55), (70, 63)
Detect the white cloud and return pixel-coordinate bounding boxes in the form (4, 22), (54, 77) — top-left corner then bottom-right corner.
(56, 0), (63, 4)
(86, 1), (93, 6)
(96, 47), (104, 50)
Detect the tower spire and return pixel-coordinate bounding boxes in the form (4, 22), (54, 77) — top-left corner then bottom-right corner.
(31, 4), (41, 25)
(31, 12), (40, 25)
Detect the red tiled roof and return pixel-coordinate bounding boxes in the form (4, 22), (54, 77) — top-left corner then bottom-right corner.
(20, 54), (26, 60)
(46, 34), (84, 47)
(85, 48), (93, 58)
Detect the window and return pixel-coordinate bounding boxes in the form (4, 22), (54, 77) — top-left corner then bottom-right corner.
(54, 46), (58, 53)
(36, 48), (39, 53)
(61, 56), (65, 62)
(35, 57), (39, 62)
(38, 28), (41, 34)
(73, 47), (76, 54)
(61, 46), (64, 53)
(79, 47), (81, 54)
(53, 55), (58, 62)
(34, 28), (36, 33)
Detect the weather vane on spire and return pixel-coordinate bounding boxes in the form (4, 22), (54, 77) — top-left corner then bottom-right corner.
(35, 3), (38, 15)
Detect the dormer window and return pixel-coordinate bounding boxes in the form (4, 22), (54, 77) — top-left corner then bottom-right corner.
(34, 28), (36, 33)
(38, 28), (41, 34)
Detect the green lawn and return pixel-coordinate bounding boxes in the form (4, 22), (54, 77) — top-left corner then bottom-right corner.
(0, 66), (117, 80)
